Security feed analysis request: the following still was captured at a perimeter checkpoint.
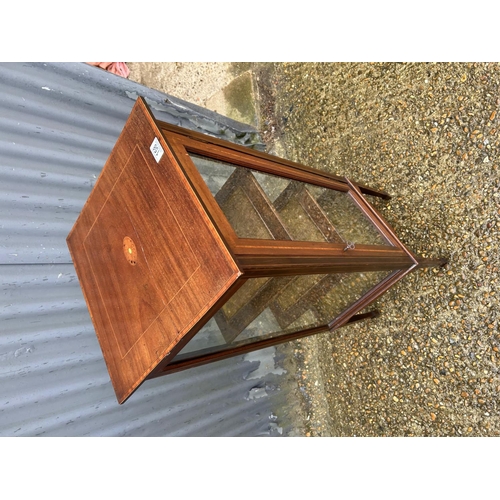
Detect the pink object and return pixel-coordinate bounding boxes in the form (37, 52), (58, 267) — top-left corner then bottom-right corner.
(87, 62), (130, 78)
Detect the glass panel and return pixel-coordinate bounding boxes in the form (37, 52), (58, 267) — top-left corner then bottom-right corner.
(176, 317), (226, 355)
(188, 155), (236, 197)
(307, 185), (388, 246)
(220, 186), (273, 239)
(174, 269), (392, 360)
(189, 154), (389, 246)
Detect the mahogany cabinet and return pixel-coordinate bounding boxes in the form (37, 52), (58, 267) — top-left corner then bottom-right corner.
(67, 97), (446, 403)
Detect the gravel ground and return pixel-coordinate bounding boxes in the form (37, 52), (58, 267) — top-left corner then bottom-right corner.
(253, 62), (500, 437)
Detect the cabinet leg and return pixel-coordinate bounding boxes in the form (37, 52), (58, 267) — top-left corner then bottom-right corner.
(415, 257), (448, 269)
(344, 309), (380, 325)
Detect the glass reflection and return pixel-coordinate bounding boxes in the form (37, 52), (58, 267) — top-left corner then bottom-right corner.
(189, 154), (389, 246)
(175, 270), (391, 360)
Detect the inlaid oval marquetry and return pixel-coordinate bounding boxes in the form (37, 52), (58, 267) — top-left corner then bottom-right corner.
(123, 236), (138, 265)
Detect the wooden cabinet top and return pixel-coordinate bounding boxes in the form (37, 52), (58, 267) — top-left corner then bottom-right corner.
(67, 98), (240, 403)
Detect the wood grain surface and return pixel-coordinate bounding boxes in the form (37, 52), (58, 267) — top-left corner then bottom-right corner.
(67, 98), (240, 403)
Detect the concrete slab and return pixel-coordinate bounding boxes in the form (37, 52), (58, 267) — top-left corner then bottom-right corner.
(128, 62), (258, 126)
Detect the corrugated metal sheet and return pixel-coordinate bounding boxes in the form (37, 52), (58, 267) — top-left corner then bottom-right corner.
(0, 62), (295, 436)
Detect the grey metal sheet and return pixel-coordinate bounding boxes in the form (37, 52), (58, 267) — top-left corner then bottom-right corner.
(0, 62), (293, 436)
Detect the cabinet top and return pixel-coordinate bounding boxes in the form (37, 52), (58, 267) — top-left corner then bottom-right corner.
(67, 98), (240, 403)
